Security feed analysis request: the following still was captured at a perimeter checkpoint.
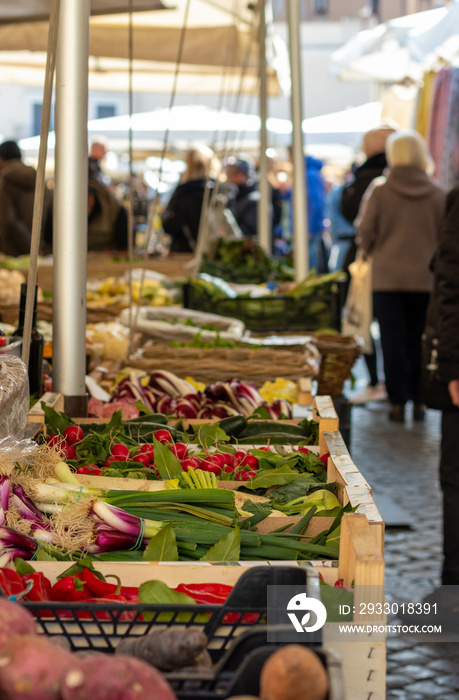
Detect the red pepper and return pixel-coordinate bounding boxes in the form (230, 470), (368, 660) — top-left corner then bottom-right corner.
(174, 583), (233, 605)
(119, 587), (139, 603)
(82, 568), (119, 597)
(0, 569), (25, 598)
(86, 595), (137, 621)
(21, 572), (52, 602)
(50, 575), (90, 602)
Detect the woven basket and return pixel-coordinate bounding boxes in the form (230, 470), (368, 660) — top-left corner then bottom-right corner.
(128, 341), (320, 385)
(312, 334), (363, 396)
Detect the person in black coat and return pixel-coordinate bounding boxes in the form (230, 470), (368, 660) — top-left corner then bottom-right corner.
(224, 155), (260, 239)
(340, 123), (398, 402)
(427, 185), (459, 585)
(161, 146), (217, 253)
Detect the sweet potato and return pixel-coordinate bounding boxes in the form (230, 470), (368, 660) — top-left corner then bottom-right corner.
(0, 634), (79, 700)
(0, 599), (36, 651)
(115, 627), (208, 672)
(260, 645), (329, 700)
(61, 654), (178, 700)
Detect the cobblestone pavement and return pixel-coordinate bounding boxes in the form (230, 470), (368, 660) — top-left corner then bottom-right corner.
(349, 397), (459, 699)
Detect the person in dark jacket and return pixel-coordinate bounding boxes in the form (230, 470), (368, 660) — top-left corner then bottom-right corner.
(161, 146), (216, 252)
(87, 178), (128, 251)
(224, 155), (260, 239)
(0, 140), (51, 256)
(341, 123), (399, 403)
(427, 185), (459, 585)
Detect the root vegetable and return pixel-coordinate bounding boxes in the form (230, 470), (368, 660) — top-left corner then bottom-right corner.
(62, 654), (177, 700)
(0, 600), (36, 651)
(0, 634), (78, 700)
(260, 645), (329, 700)
(115, 627), (208, 672)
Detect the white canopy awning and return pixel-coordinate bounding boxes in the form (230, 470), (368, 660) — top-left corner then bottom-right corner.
(330, 1), (459, 82)
(19, 101), (385, 158)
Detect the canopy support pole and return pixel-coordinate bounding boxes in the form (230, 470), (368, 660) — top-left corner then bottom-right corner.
(258, 0), (270, 255)
(287, 0), (308, 281)
(52, 0), (89, 416)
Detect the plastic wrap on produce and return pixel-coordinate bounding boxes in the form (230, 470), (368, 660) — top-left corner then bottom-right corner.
(86, 322), (130, 361)
(119, 306), (245, 342)
(0, 436), (38, 467)
(0, 356), (30, 440)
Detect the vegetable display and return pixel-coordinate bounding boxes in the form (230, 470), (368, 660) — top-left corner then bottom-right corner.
(199, 239), (295, 284)
(42, 406), (321, 483)
(0, 439), (349, 564)
(94, 370), (293, 420)
(186, 270), (345, 333)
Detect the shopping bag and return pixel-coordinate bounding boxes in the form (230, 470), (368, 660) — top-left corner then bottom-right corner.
(342, 253), (373, 353)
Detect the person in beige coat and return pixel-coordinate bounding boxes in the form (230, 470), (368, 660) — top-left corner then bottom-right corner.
(358, 130), (446, 423)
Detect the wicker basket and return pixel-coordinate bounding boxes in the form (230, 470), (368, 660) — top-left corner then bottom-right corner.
(312, 334), (363, 396)
(128, 340), (320, 385)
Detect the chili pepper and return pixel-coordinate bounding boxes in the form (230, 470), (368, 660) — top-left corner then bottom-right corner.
(21, 572), (52, 602)
(82, 568), (120, 597)
(86, 595), (137, 621)
(50, 575), (90, 602)
(174, 582), (233, 605)
(119, 587), (139, 603)
(0, 569), (25, 599)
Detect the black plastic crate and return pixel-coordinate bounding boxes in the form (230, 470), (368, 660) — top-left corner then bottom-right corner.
(183, 284), (342, 333)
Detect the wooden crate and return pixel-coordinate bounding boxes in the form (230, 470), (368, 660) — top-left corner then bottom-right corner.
(29, 392), (338, 438)
(323, 431), (384, 555)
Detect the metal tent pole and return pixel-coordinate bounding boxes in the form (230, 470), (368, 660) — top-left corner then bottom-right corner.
(257, 0), (270, 255)
(287, 0), (308, 281)
(52, 0), (89, 416)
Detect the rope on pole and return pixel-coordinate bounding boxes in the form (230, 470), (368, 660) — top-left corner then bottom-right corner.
(21, 0), (60, 371)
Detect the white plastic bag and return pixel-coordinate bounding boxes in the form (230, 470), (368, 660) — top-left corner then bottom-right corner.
(342, 253), (373, 353)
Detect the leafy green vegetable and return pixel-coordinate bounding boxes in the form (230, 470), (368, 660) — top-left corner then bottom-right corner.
(13, 558), (36, 575)
(41, 403), (73, 435)
(195, 423), (230, 450)
(200, 526), (241, 561)
(152, 438), (184, 479)
(245, 465), (303, 490)
(142, 524), (179, 561)
(320, 582), (354, 622)
(139, 580), (196, 606)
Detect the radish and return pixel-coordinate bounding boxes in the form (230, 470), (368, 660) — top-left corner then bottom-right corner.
(154, 429), (172, 444)
(63, 426), (84, 445)
(62, 445), (76, 460)
(138, 444), (155, 462)
(241, 454), (259, 470)
(133, 454), (150, 467)
(181, 457), (201, 472)
(170, 443), (188, 460)
(61, 653), (177, 700)
(110, 444), (131, 460)
(47, 435), (66, 449)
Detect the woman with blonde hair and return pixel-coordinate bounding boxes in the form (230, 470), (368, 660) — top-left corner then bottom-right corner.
(358, 129), (446, 423)
(161, 145), (219, 252)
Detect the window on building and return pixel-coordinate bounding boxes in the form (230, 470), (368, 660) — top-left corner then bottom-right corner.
(96, 105), (117, 120)
(32, 103), (54, 136)
(314, 0), (328, 14)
